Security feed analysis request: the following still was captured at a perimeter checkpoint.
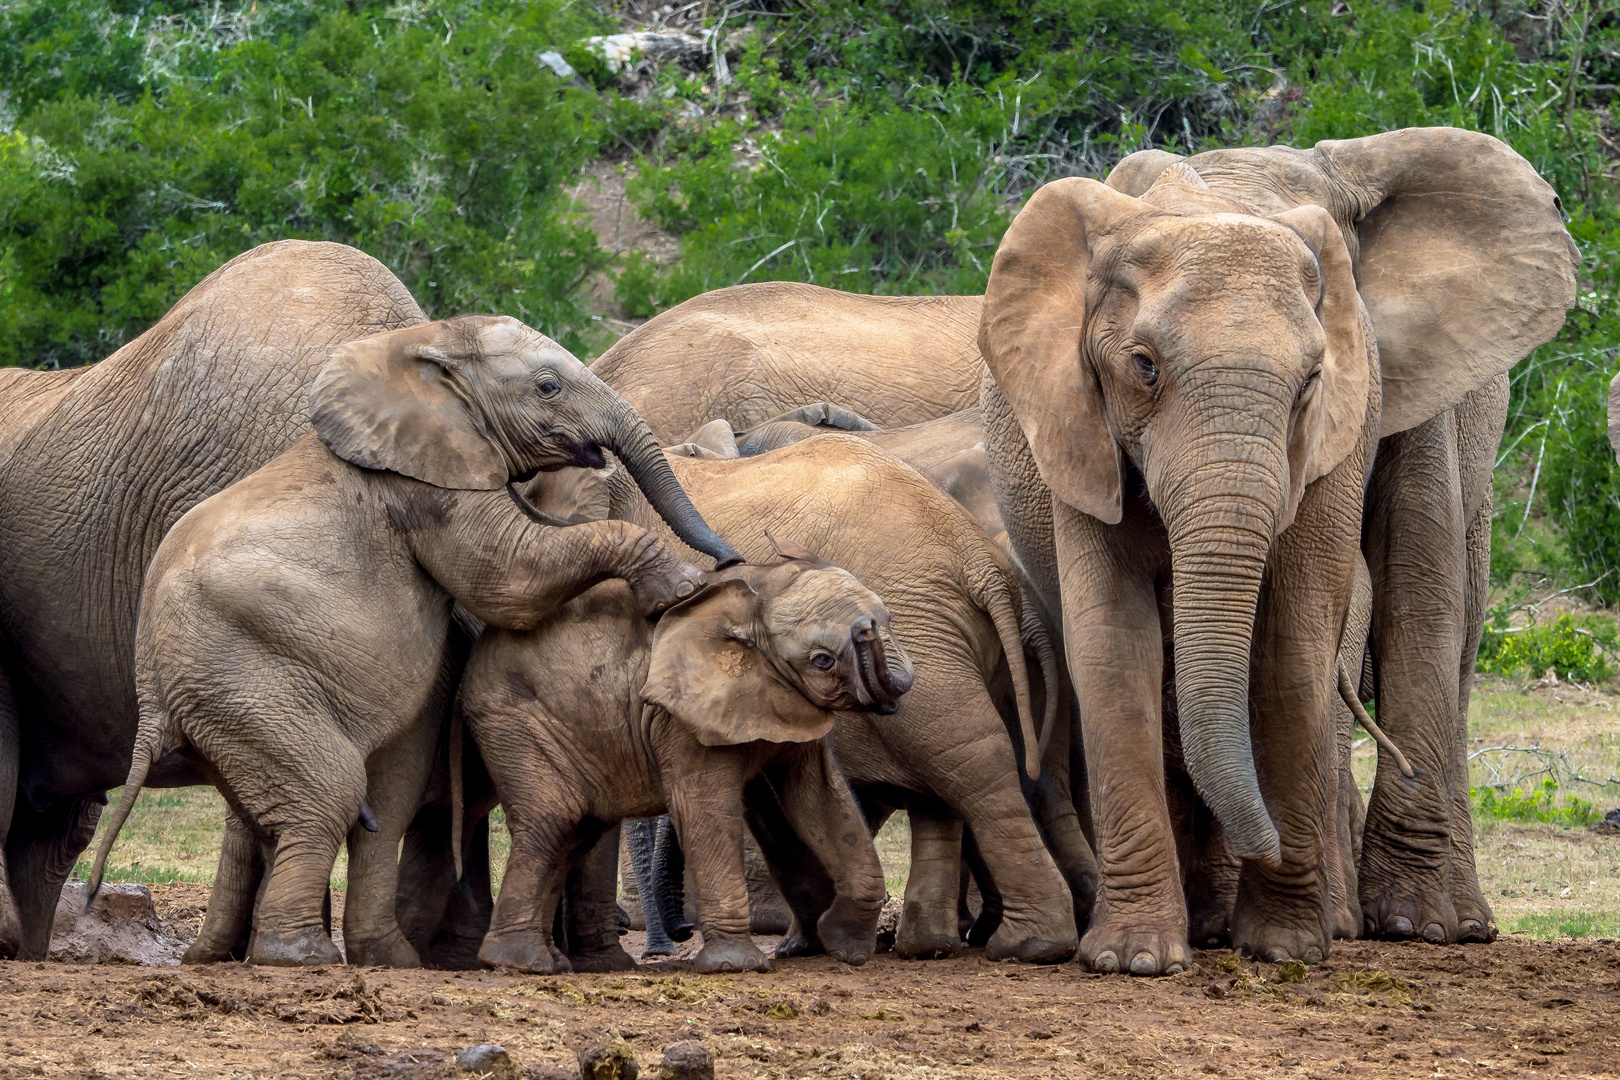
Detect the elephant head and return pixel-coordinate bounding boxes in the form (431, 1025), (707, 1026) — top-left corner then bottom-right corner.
(980, 127), (1577, 865)
(309, 315), (741, 566)
(643, 548), (915, 747)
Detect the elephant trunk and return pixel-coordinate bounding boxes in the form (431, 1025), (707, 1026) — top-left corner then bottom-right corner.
(1161, 462), (1284, 868)
(594, 386), (744, 567)
(853, 617), (914, 711)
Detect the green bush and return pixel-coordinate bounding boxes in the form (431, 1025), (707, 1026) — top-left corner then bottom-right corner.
(1477, 611), (1620, 684)
(0, 0), (614, 367)
(1471, 776), (1601, 828)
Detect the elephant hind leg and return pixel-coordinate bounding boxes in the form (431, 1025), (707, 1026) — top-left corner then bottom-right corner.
(5, 794), (103, 961)
(894, 809), (963, 959)
(185, 807), (264, 963)
(560, 824), (634, 973)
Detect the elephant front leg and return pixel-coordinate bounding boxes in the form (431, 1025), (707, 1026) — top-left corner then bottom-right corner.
(895, 810), (963, 959)
(185, 808), (265, 963)
(4, 794), (103, 961)
(666, 763), (769, 974)
(1058, 504), (1187, 975)
(1360, 415), (1467, 944)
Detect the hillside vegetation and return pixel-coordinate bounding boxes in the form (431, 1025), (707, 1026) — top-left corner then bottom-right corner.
(1, 0), (1617, 604)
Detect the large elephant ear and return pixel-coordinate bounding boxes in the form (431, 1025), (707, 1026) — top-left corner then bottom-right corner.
(310, 322), (507, 489)
(1106, 148), (1186, 195)
(643, 577), (834, 747)
(1268, 205), (1373, 530)
(1315, 127), (1579, 436)
(979, 177), (1153, 523)
(1608, 371), (1620, 467)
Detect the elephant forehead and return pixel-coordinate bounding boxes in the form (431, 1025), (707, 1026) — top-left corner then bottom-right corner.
(766, 568), (886, 635)
(473, 318), (576, 369)
(1118, 215), (1313, 287)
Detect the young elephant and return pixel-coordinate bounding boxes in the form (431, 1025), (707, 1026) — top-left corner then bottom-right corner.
(457, 554), (907, 975)
(87, 315), (739, 968)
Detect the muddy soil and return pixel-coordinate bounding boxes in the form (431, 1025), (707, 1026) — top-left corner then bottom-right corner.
(4, 886), (1618, 1079)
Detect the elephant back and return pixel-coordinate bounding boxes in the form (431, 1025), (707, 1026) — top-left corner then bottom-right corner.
(591, 282), (986, 443)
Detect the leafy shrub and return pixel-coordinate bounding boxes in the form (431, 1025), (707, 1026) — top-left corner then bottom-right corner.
(1471, 776), (1601, 828)
(1477, 611), (1620, 684)
(0, 0), (615, 367)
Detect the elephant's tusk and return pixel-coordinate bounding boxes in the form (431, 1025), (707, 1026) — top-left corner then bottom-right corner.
(1338, 663), (1416, 779)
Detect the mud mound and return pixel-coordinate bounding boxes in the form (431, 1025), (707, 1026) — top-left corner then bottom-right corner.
(49, 882), (188, 965)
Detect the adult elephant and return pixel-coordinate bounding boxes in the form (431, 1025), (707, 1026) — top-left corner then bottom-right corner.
(2, 241), (417, 959)
(978, 127), (1577, 972)
(589, 283), (984, 443)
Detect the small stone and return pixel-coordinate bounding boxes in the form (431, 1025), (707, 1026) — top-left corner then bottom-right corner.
(655, 1041), (714, 1080)
(457, 1044), (516, 1080)
(579, 1033), (639, 1080)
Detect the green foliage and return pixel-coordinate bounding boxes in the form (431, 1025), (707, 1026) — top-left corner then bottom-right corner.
(1471, 776), (1601, 828)
(1478, 611), (1620, 684)
(0, 0), (615, 367)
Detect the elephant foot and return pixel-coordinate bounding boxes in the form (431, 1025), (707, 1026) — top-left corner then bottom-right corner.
(1186, 903), (1231, 950)
(893, 921), (960, 960)
(773, 915), (822, 959)
(0, 893), (22, 962)
(344, 931), (422, 969)
(569, 943), (636, 973)
(1080, 917), (1187, 975)
(249, 926), (344, 967)
(1453, 898), (1498, 944)
(182, 937), (242, 965)
(479, 931), (571, 974)
(418, 934), (487, 971)
(816, 910), (876, 968)
(1359, 869), (1457, 944)
(695, 935), (771, 974)
(1232, 918), (1330, 965)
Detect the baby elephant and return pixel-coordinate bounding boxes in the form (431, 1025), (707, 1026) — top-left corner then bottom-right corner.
(457, 548), (911, 975)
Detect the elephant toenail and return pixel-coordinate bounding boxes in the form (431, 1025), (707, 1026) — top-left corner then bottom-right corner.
(1303, 947), (1323, 964)
(1422, 923), (1446, 944)
(1391, 916), (1414, 937)
(1264, 948), (1289, 963)
(1093, 950), (1119, 973)
(1129, 953), (1158, 975)
(1164, 962), (1185, 975)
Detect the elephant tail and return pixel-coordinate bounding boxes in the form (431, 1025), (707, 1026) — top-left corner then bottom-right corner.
(1019, 586), (1062, 767)
(969, 561), (1043, 782)
(87, 674), (175, 908)
(449, 708), (466, 882)
(1336, 662), (1414, 779)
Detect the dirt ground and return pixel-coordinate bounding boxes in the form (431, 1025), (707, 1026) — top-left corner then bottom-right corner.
(3, 883), (1618, 1080)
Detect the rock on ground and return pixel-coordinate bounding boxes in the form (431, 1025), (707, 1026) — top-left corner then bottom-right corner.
(50, 881), (187, 965)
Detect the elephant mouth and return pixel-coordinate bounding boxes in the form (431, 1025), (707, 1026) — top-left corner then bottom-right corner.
(569, 441), (608, 469)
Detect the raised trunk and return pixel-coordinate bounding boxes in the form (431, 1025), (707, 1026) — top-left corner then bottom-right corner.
(593, 386), (744, 567)
(1164, 487), (1281, 867)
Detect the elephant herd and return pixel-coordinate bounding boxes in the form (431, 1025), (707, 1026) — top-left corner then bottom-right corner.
(0, 125), (1581, 980)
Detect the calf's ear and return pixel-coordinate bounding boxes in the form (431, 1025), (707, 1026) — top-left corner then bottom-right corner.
(643, 578), (834, 746)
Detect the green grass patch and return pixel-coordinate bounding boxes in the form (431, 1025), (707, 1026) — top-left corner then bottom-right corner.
(1510, 911), (1620, 940)
(1471, 777), (1602, 828)
(75, 862), (205, 885)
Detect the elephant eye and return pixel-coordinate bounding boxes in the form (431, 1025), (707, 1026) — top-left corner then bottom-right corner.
(1302, 369), (1320, 394)
(1133, 352), (1158, 385)
(536, 376), (561, 397)
(811, 651), (836, 671)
